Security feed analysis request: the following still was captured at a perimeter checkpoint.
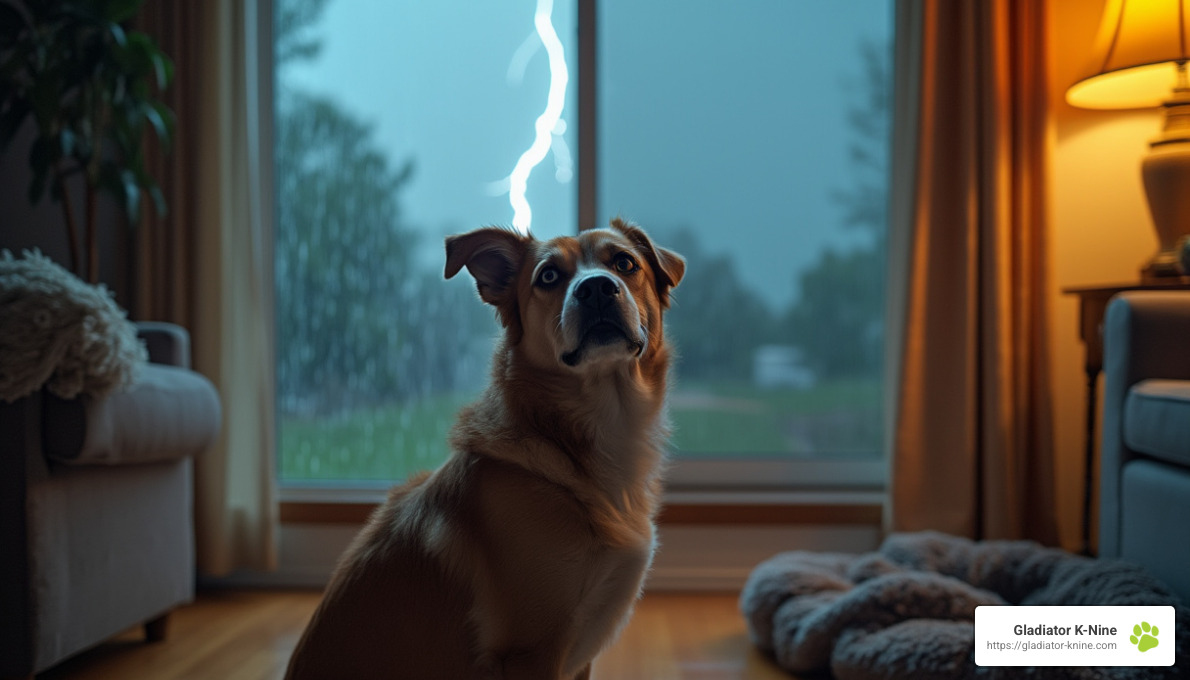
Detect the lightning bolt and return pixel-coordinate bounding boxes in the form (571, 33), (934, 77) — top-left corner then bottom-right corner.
(503, 0), (569, 235)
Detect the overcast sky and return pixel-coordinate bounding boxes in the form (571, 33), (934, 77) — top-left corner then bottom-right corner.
(282, 1), (892, 311)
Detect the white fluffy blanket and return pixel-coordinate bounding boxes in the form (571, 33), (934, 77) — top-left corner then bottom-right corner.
(0, 250), (146, 403)
(741, 531), (1188, 679)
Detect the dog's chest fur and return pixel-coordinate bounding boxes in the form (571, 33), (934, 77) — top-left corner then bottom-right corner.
(437, 367), (667, 675)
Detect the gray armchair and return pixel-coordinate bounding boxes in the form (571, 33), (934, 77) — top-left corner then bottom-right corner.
(0, 323), (221, 679)
(1101, 291), (1190, 603)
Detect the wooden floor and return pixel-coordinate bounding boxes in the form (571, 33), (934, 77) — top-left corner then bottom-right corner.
(39, 590), (792, 680)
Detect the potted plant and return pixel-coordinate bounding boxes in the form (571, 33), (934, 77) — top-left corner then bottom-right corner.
(0, 0), (174, 283)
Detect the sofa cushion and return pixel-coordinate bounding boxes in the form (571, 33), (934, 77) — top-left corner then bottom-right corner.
(1124, 379), (1190, 467)
(1121, 458), (1190, 604)
(44, 364), (221, 465)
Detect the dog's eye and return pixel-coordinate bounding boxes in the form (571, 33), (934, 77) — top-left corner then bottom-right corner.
(537, 267), (561, 286)
(613, 254), (638, 274)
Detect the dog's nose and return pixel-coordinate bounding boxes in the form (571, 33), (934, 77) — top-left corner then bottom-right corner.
(573, 274), (621, 310)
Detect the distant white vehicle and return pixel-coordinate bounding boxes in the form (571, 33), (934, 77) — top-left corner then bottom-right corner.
(753, 345), (816, 390)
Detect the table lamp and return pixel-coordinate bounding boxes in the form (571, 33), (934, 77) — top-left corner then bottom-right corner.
(1067, 0), (1190, 279)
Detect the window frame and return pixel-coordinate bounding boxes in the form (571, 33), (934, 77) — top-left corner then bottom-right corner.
(269, 0), (891, 498)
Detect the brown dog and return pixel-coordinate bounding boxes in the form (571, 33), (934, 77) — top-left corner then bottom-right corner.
(285, 218), (685, 679)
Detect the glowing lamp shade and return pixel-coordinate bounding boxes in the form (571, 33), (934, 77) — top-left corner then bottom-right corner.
(1066, 0), (1190, 109)
(1066, 0), (1190, 279)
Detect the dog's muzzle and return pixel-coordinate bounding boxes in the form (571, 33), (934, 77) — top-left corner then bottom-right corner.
(560, 274), (646, 367)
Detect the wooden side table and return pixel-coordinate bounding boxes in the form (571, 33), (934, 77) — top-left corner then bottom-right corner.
(1064, 279), (1190, 556)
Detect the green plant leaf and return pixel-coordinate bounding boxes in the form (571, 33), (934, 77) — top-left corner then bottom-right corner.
(59, 126), (76, 155)
(122, 31), (155, 76)
(155, 51), (174, 89)
(9, 0), (173, 233)
(120, 168), (139, 219)
(108, 21), (126, 47)
(149, 51), (170, 89)
(141, 99), (166, 140)
(147, 181), (165, 217)
(156, 98), (175, 129)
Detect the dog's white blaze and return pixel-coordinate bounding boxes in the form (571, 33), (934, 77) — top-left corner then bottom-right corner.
(506, 0), (568, 234)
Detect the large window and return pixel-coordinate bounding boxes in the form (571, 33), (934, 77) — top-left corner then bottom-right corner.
(599, 3), (891, 464)
(274, 0), (577, 482)
(274, 0), (892, 486)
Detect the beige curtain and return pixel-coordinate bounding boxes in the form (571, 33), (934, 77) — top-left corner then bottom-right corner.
(886, 0), (1057, 544)
(139, 1), (278, 575)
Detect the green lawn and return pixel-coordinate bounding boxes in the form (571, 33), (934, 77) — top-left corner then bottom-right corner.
(668, 379), (883, 456)
(278, 379), (883, 482)
(279, 392), (476, 482)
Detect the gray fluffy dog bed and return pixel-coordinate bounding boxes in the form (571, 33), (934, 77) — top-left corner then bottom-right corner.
(740, 531), (1188, 679)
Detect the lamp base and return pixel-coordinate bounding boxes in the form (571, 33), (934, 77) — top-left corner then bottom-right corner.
(1140, 251), (1184, 281)
(1143, 235), (1190, 282)
(1141, 90), (1190, 280)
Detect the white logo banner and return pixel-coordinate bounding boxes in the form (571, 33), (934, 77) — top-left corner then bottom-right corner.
(975, 606), (1174, 667)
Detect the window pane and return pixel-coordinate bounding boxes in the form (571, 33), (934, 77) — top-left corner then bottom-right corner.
(275, 0), (578, 482)
(599, 2), (893, 459)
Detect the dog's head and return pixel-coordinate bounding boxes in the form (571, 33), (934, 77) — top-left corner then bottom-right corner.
(445, 218), (684, 374)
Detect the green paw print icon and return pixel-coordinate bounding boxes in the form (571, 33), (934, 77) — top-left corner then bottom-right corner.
(1130, 621), (1159, 652)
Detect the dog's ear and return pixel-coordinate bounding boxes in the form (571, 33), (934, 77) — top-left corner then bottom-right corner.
(444, 227), (529, 304)
(445, 227), (529, 340)
(609, 217), (685, 308)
